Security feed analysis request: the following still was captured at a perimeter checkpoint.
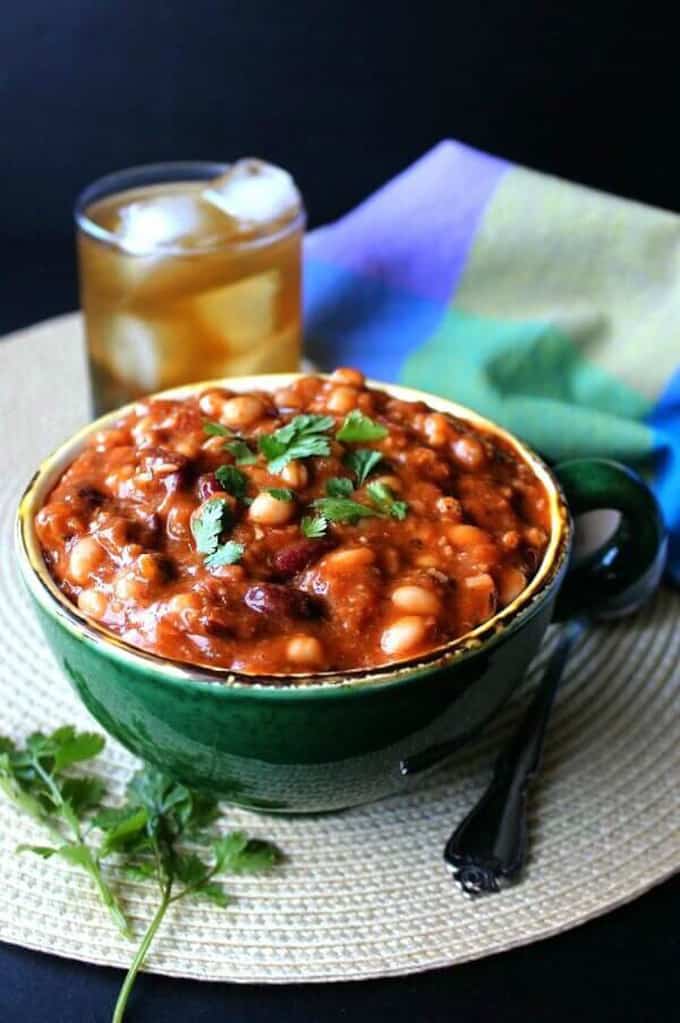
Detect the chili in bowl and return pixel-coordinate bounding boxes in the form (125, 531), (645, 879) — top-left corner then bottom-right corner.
(16, 371), (663, 812)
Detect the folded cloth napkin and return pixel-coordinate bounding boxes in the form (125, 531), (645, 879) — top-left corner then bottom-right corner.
(304, 140), (680, 582)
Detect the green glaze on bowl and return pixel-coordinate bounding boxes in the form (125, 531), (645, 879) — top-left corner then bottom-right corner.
(15, 375), (571, 812)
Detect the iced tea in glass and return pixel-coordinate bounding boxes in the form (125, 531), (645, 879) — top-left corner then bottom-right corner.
(75, 160), (305, 415)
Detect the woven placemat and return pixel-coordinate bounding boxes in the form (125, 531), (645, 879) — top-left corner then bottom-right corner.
(0, 314), (678, 983)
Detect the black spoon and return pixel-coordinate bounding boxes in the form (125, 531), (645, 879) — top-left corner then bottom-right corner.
(442, 510), (667, 896)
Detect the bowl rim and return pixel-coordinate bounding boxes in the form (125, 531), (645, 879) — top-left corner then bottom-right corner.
(15, 373), (572, 697)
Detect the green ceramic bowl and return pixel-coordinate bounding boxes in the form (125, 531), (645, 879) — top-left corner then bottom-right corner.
(15, 376), (665, 813)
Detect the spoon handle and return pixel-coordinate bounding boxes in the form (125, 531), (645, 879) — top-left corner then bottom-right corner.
(444, 617), (587, 895)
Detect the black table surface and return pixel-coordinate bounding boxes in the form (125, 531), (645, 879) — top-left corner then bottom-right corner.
(1, 876), (679, 1022)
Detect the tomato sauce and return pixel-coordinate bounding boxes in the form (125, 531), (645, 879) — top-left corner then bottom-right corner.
(36, 369), (551, 676)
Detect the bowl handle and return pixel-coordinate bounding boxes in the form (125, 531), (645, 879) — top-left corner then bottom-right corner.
(552, 458), (667, 621)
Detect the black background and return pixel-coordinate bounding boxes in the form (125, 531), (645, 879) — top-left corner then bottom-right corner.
(1, 1), (679, 1020)
(1, 0), (679, 335)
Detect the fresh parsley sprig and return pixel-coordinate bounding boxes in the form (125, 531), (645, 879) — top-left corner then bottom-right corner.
(325, 477), (354, 498)
(300, 515), (328, 539)
(311, 496), (381, 525)
(100, 766), (281, 1022)
(1, 728), (282, 1023)
(336, 410), (388, 443)
(203, 422), (258, 466)
(191, 497), (245, 569)
(343, 448), (384, 486)
(191, 497), (231, 554)
(203, 421), (233, 438)
(0, 727), (129, 938)
(215, 465), (250, 503)
(259, 415), (334, 474)
(267, 488), (296, 502)
(205, 540), (245, 569)
(226, 439), (257, 465)
(311, 483), (408, 525)
(366, 481), (408, 520)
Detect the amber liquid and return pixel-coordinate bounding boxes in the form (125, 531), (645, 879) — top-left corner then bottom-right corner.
(78, 181), (303, 414)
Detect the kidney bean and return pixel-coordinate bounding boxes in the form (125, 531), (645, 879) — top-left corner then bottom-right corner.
(163, 468), (189, 495)
(130, 509), (162, 545)
(140, 446), (188, 473)
(77, 485), (106, 507)
(244, 583), (320, 619)
(197, 473), (223, 501)
(199, 608), (234, 636)
(272, 538), (336, 579)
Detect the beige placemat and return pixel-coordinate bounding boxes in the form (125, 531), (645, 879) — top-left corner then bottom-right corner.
(0, 314), (678, 983)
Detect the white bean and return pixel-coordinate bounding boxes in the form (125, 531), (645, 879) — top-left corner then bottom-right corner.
(286, 635), (325, 667)
(68, 537), (105, 584)
(249, 492), (296, 525)
(327, 386), (359, 414)
(77, 588), (108, 620)
(499, 567), (526, 606)
(221, 395), (265, 428)
(322, 546), (375, 571)
(391, 585), (440, 616)
(280, 460), (308, 488)
(331, 367), (365, 388)
(380, 616), (429, 657)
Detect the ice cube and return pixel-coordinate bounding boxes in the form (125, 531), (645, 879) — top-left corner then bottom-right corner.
(189, 272), (279, 352)
(203, 159), (302, 228)
(116, 194), (212, 255)
(106, 315), (160, 390)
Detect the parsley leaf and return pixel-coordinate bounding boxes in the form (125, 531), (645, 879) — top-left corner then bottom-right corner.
(325, 477), (354, 498)
(53, 731), (105, 772)
(300, 515), (328, 539)
(1, 724), (284, 1023)
(366, 481), (409, 520)
(259, 414), (334, 474)
(336, 410), (388, 443)
(0, 726), (130, 939)
(105, 764), (282, 1021)
(226, 439), (257, 465)
(191, 498), (230, 555)
(267, 488), (296, 502)
(205, 540), (245, 569)
(272, 413), (334, 444)
(311, 496), (381, 524)
(215, 465), (249, 502)
(344, 448), (384, 486)
(203, 421), (232, 438)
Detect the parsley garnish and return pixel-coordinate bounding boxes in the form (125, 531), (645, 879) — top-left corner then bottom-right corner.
(311, 496), (381, 524)
(204, 424), (257, 466)
(300, 515), (328, 539)
(336, 410), (388, 443)
(343, 448), (384, 486)
(191, 498), (244, 567)
(0, 727), (126, 935)
(215, 465), (249, 502)
(259, 414), (334, 474)
(226, 439), (257, 465)
(366, 481), (408, 520)
(325, 476), (354, 498)
(203, 421), (232, 438)
(191, 497), (231, 555)
(1, 726), (282, 1023)
(205, 540), (245, 569)
(267, 488), (296, 502)
(311, 483), (408, 525)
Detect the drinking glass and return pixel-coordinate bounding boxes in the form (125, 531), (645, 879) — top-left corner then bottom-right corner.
(75, 160), (305, 415)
